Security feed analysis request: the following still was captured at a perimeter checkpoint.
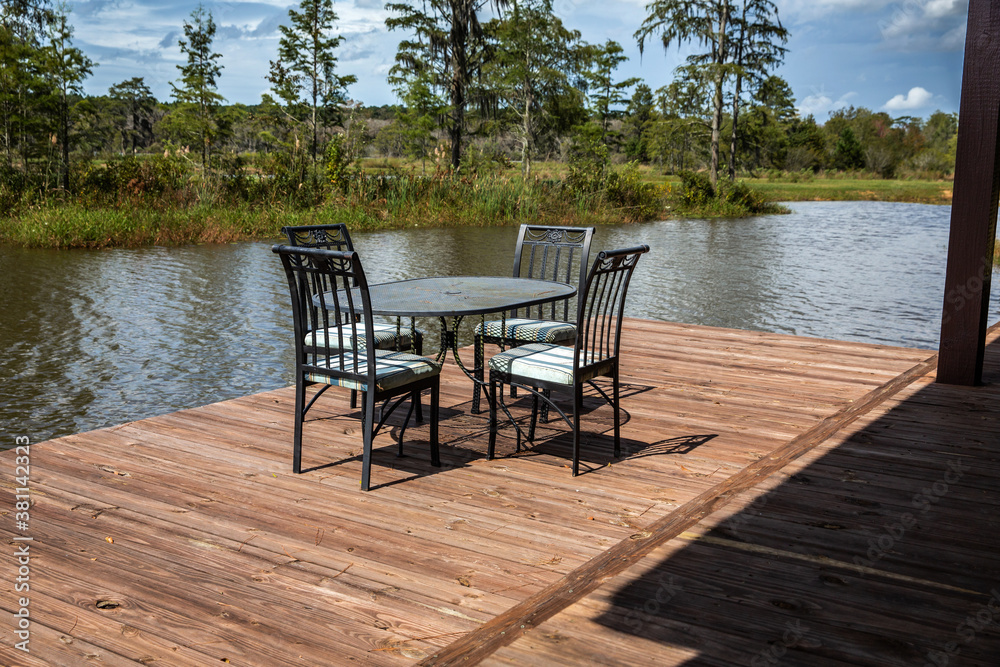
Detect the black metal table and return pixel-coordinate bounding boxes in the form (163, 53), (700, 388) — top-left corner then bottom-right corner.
(321, 275), (575, 441)
(325, 275), (575, 376)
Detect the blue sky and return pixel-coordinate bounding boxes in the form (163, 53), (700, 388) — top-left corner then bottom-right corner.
(64, 0), (967, 121)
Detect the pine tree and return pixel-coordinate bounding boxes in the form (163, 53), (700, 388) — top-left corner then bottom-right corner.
(169, 4), (224, 169)
(0, 0), (54, 172)
(582, 40), (639, 143)
(43, 8), (93, 190)
(387, 0), (503, 168)
(637, 0), (733, 188)
(483, 0), (583, 175)
(108, 78), (156, 155)
(267, 0), (356, 165)
(726, 0), (787, 180)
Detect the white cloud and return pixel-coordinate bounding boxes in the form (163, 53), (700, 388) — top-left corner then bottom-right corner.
(884, 86), (934, 110)
(925, 0), (966, 19)
(797, 90), (857, 117)
(798, 94), (833, 116)
(877, 0), (968, 51)
(778, 0), (895, 22)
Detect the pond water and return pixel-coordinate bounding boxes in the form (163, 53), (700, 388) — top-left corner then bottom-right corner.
(2, 200), (997, 442)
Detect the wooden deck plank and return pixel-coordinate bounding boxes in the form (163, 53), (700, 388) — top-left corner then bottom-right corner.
(2, 319), (989, 666)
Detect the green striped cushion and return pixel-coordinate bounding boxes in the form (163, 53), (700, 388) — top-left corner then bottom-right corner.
(489, 343), (603, 386)
(304, 321), (418, 351)
(305, 349), (441, 392)
(474, 318), (576, 343)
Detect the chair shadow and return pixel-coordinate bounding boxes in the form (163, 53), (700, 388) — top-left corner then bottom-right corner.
(618, 434), (718, 461)
(516, 431), (716, 476)
(295, 379), (670, 482)
(297, 402), (468, 484)
(483, 384), (714, 474)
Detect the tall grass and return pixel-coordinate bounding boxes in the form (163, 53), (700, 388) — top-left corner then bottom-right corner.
(3, 152), (680, 247)
(0, 153), (792, 248)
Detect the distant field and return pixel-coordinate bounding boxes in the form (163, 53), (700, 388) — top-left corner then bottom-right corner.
(746, 178), (953, 206)
(358, 158), (954, 206)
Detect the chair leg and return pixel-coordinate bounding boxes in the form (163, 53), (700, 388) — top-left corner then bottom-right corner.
(411, 385), (423, 425)
(527, 390), (539, 446)
(487, 372), (498, 460)
(398, 392), (415, 458)
(572, 381), (583, 476)
(361, 391), (376, 491)
(407, 387), (423, 449)
(415, 334), (425, 422)
(293, 376), (306, 474)
(613, 368), (621, 458)
(540, 388), (551, 423)
(471, 334), (484, 414)
(430, 382), (441, 467)
(350, 389), (358, 410)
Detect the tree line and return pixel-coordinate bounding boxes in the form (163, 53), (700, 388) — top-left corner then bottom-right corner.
(0, 0), (958, 204)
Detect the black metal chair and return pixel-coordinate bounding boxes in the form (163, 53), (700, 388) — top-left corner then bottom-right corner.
(273, 245), (441, 491)
(282, 224), (425, 355)
(471, 224), (595, 415)
(486, 245), (649, 476)
(283, 223), (425, 416)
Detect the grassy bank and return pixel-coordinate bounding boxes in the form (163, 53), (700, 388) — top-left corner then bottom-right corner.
(0, 171), (667, 248)
(0, 155), (956, 248)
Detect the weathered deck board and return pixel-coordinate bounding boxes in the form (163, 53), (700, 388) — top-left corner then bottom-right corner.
(3, 319), (982, 666)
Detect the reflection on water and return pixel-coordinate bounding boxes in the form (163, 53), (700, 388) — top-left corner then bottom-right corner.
(1, 201), (997, 440)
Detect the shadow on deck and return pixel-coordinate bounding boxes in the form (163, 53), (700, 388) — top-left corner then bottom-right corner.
(483, 329), (1000, 666)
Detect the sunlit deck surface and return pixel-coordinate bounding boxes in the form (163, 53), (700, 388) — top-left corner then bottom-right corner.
(3, 319), (998, 666)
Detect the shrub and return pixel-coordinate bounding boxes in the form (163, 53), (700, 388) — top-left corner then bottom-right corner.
(718, 179), (770, 214)
(565, 136), (609, 196)
(77, 154), (188, 204)
(457, 143), (510, 178)
(604, 162), (662, 221)
(0, 164), (33, 212)
(675, 170), (715, 207)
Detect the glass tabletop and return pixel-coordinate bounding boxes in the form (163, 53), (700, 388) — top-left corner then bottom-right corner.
(328, 276), (576, 318)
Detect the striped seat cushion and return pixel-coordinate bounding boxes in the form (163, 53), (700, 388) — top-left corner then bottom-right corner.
(304, 321), (419, 351)
(474, 318), (576, 344)
(305, 349), (441, 392)
(489, 343), (605, 386)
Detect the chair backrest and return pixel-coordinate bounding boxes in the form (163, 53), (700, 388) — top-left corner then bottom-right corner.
(272, 244), (376, 386)
(574, 245), (650, 372)
(282, 223), (355, 252)
(511, 224), (595, 321)
(282, 223), (360, 317)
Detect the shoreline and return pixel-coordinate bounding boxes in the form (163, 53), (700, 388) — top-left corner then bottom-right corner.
(0, 177), (957, 249)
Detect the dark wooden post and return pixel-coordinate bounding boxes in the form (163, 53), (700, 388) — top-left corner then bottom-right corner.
(938, 0), (1000, 386)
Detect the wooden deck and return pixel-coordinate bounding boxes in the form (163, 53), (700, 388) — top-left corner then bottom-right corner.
(2, 319), (997, 666)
